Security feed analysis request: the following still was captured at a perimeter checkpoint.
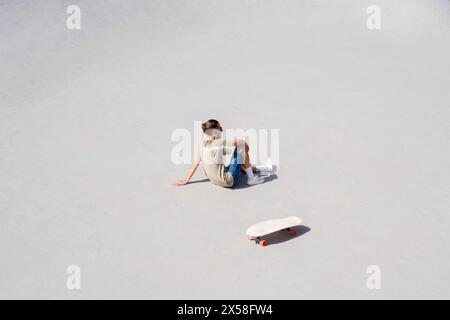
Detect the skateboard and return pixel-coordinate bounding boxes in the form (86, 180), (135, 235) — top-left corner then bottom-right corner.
(246, 216), (303, 246)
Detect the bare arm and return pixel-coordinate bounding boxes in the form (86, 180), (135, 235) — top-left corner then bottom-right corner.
(173, 158), (201, 186)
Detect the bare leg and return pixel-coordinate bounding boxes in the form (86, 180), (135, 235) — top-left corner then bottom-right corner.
(233, 139), (264, 184)
(234, 139), (252, 168)
(235, 139), (258, 173)
(243, 142), (251, 169)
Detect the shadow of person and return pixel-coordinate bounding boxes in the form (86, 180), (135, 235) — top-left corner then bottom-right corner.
(258, 225), (311, 246)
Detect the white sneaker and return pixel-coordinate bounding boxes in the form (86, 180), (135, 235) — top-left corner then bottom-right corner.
(257, 158), (273, 173)
(247, 176), (265, 186)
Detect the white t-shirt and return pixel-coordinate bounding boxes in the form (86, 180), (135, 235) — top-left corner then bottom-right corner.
(196, 136), (236, 187)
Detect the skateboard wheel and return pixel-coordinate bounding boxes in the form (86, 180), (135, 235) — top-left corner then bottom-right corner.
(247, 235), (255, 241)
(290, 229), (297, 236)
(259, 240), (268, 246)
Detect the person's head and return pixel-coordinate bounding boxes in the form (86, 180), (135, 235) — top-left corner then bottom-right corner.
(201, 119), (223, 137)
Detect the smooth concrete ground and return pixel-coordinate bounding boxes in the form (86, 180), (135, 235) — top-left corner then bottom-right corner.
(1, 0), (450, 299)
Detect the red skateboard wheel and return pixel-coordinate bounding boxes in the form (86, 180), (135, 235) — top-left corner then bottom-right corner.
(259, 240), (268, 246)
(247, 235), (255, 241)
(290, 229), (297, 236)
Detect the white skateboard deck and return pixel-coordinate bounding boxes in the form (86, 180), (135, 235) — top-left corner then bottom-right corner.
(246, 216), (303, 246)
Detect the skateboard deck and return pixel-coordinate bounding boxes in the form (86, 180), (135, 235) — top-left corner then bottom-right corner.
(246, 216), (303, 246)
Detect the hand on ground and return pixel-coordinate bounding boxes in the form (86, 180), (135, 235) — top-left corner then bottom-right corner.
(173, 179), (189, 186)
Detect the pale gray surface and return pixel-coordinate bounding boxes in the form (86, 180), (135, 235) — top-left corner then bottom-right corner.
(1, 0), (450, 299)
